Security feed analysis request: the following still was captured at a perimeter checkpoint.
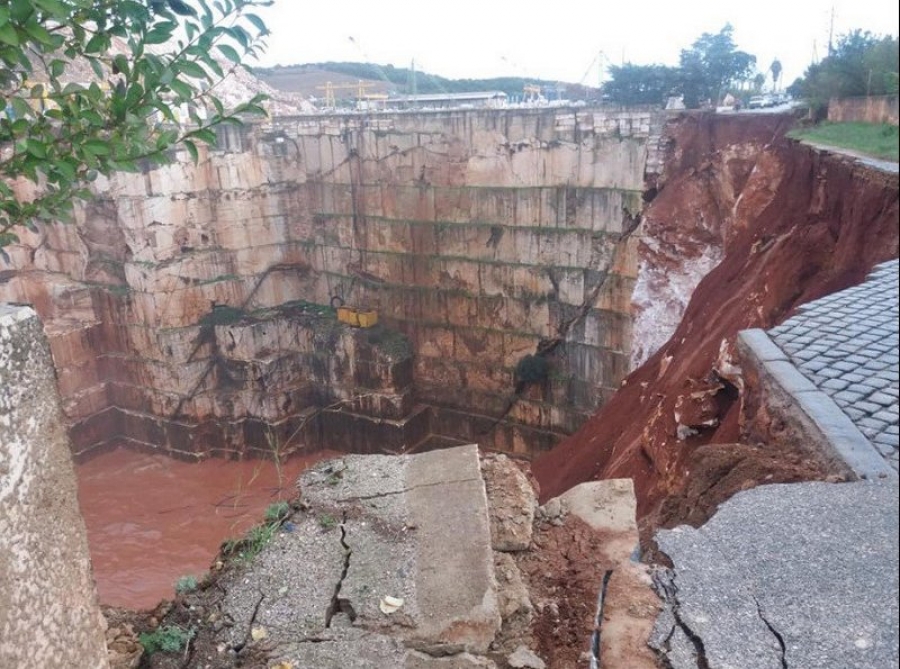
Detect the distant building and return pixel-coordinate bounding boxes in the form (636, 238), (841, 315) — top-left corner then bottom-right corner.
(385, 91), (508, 109)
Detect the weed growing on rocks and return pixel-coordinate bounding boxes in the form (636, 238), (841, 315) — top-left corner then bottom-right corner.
(174, 575), (199, 595)
(223, 523), (278, 563)
(139, 625), (195, 655)
(264, 501), (291, 523)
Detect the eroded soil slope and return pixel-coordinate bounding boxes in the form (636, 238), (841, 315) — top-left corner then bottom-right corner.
(533, 112), (900, 527)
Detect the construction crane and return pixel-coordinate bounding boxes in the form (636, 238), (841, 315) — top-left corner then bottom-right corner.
(315, 80), (378, 108)
(579, 50), (609, 89)
(523, 84), (542, 102)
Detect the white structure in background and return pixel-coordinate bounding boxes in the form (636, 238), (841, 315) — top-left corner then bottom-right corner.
(385, 91), (508, 110)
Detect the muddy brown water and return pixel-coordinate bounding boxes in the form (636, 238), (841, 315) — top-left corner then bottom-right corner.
(76, 446), (338, 611)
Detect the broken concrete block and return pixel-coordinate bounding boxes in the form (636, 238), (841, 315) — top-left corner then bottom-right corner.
(507, 645), (546, 669)
(482, 453), (537, 551)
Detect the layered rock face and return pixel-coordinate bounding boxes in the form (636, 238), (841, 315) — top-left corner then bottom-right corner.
(0, 107), (656, 458)
(533, 112), (900, 516)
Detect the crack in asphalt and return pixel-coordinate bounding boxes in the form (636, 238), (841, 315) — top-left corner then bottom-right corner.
(754, 596), (788, 669)
(325, 513), (357, 628)
(661, 573), (710, 669)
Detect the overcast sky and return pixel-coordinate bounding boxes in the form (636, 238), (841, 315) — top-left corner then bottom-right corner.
(251, 0), (899, 88)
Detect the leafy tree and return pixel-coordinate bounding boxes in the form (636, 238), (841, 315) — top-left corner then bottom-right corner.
(0, 0), (271, 249)
(603, 63), (680, 105)
(790, 31), (900, 106)
(770, 58), (782, 91)
(678, 24), (756, 108)
(753, 72), (766, 92)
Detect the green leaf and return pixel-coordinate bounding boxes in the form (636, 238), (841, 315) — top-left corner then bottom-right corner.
(183, 139), (199, 164)
(50, 58), (66, 78)
(223, 25), (249, 49)
(54, 159), (76, 181)
(204, 56), (223, 78)
(26, 139), (47, 159)
(167, 0), (197, 16)
(61, 82), (86, 95)
(84, 140), (111, 156)
(33, 0), (68, 16)
(0, 8), (9, 28)
(217, 44), (240, 63)
(244, 13), (268, 35)
(191, 127), (217, 144)
(145, 24), (176, 45)
(178, 60), (207, 79)
(0, 22), (19, 46)
(10, 0), (32, 22)
(24, 21), (55, 46)
(113, 54), (130, 77)
(89, 56), (104, 79)
(85, 32), (108, 54)
(169, 78), (192, 100)
(11, 97), (30, 118)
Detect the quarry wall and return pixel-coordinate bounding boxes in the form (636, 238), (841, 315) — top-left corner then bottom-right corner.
(0, 106), (660, 458)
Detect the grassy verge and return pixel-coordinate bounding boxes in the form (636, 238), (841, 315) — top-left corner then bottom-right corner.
(788, 122), (899, 162)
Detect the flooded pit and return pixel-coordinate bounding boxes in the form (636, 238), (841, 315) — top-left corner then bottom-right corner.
(76, 446), (337, 610)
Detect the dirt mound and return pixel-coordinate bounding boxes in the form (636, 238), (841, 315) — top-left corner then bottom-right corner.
(650, 442), (832, 540)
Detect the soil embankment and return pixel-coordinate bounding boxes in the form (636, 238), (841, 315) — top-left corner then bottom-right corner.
(533, 112), (900, 529)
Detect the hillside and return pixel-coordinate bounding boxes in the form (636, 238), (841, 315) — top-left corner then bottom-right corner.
(254, 61), (596, 100)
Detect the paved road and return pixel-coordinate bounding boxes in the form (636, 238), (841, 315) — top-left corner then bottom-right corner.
(799, 140), (899, 174)
(653, 480), (899, 669)
(768, 260), (900, 472)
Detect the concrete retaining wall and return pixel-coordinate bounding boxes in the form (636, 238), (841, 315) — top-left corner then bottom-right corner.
(828, 95), (899, 125)
(0, 304), (108, 668)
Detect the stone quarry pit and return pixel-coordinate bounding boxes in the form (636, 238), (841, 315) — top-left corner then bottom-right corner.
(1, 103), (898, 669)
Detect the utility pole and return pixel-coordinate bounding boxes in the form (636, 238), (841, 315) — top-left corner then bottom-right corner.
(827, 5), (835, 57)
(409, 59), (417, 96)
(598, 50), (604, 89)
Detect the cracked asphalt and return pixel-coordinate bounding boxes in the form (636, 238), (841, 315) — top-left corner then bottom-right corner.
(652, 480), (899, 669)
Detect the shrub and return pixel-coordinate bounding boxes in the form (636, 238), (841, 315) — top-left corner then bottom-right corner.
(139, 625), (194, 655)
(174, 575), (198, 595)
(515, 354), (550, 384)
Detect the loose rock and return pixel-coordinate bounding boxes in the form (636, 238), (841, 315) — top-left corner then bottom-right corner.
(507, 645), (546, 669)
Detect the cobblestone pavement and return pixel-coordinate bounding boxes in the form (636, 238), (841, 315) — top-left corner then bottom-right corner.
(769, 260), (900, 471)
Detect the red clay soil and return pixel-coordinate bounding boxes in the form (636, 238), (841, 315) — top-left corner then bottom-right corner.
(532, 112), (900, 525)
(517, 515), (659, 669)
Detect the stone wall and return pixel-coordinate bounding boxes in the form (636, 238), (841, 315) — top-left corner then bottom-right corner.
(0, 106), (657, 458)
(828, 95), (899, 125)
(0, 305), (109, 668)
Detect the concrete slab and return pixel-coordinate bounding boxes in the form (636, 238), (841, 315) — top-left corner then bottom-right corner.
(406, 446), (501, 654)
(215, 444), (500, 665)
(654, 480), (900, 669)
(557, 478), (637, 534)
